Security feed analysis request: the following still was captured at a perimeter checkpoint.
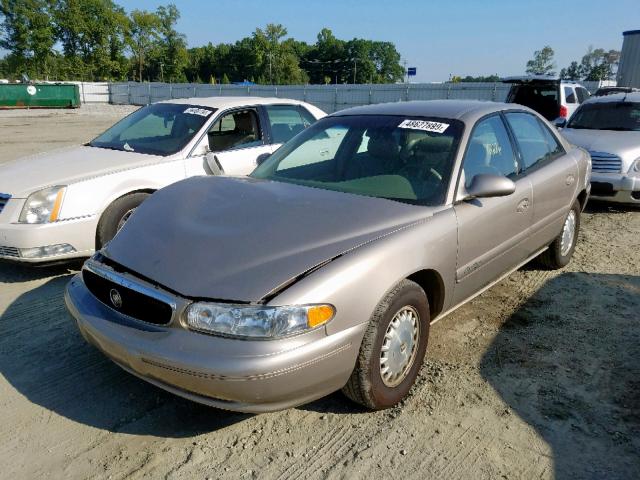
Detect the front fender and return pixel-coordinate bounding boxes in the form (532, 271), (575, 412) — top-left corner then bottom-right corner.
(270, 207), (458, 336)
(59, 158), (186, 220)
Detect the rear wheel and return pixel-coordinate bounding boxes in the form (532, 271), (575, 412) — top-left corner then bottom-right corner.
(539, 199), (581, 269)
(342, 279), (430, 410)
(96, 193), (150, 248)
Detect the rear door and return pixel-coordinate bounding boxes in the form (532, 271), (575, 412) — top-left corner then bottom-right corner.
(504, 111), (578, 250)
(263, 104), (318, 153)
(563, 86), (579, 118)
(453, 114), (532, 304)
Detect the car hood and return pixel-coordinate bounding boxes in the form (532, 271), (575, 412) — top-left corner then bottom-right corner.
(0, 145), (166, 198)
(105, 176), (432, 302)
(561, 129), (640, 166)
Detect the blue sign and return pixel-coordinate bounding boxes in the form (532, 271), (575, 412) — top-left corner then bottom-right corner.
(407, 67), (417, 76)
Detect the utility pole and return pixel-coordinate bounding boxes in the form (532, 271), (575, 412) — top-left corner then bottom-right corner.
(353, 58), (358, 84)
(402, 59), (408, 83)
(160, 63), (164, 83)
(267, 52), (274, 85)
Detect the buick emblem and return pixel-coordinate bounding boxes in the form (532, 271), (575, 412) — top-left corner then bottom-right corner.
(109, 288), (123, 309)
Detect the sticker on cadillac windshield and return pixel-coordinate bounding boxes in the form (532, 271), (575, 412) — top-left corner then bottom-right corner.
(183, 107), (212, 117)
(398, 119), (449, 133)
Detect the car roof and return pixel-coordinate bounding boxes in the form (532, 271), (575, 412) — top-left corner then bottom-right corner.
(330, 99), (531, 123)
(159, 96), (308, 109)
(584, 91), (640, 104)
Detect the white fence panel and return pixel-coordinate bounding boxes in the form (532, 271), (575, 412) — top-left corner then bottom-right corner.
(108, 80), (616, 112)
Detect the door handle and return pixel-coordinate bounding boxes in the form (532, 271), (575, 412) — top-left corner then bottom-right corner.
(516, 198), (530, 213)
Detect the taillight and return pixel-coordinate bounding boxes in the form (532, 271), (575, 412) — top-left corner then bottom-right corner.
(559, 105), (568, 118)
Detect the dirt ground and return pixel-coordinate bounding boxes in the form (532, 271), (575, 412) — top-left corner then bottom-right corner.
(0, 105), (638, 480)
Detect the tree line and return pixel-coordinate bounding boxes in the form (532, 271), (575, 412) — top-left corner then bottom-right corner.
(0, 0), (404, 84)
(525, 45), (620, 81)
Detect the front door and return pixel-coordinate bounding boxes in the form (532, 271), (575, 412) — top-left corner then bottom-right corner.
(185, 107), (271, 176)
(453, 114), (533, 304)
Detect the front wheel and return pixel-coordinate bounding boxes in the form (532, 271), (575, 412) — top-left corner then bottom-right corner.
(342, 279), (430, 410)
(96, 193), (150, 248)
(538, 199), (581, 269)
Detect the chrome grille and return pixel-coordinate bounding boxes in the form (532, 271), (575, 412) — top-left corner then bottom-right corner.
(0, 246), (20, 258)
(589, 151), (622, 173)
(0, 193), (10, 214)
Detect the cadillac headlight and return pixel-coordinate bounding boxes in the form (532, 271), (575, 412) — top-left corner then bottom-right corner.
(19, 186), (66, 224)
(186, 302), (335, 338)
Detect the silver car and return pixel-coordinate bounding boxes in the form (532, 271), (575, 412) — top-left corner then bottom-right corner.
(561, 92), (640, 204)
(65, 100), (590, 412)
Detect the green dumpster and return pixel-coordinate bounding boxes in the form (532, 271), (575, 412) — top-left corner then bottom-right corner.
(0, 83), (81, 108)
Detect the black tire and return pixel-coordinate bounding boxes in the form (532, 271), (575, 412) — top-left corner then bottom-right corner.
(538, 199), (581, 270)
(342, 279), (430, 410)
(96, 193), (150, 248)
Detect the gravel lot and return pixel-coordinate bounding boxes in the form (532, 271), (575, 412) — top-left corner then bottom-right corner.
(0, 105), (638, 480)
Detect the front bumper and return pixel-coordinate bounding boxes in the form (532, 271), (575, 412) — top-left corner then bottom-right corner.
(590, 173), (640, 204)
(64, 274), (366, 413)
(0, 214), (98, 263)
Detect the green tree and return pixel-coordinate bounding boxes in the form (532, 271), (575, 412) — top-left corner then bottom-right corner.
(126, 9), (161, 82)
(153, 4), (188, 82)
(579, 47), (620, 81)
(525, 46), (555, 75)
(0, 0), (56, 78)
(559, 61), (581, 80)
(53, 0), (129, 80)
(252, 23), (307, 84)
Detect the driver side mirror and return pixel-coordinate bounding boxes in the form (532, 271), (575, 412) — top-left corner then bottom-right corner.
(554, 118), (567, 129)
(464, 174), (516, 200)
(256, 152), (271, 165)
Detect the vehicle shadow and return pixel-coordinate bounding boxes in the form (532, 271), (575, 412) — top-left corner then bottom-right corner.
(0, 259), (83, 283)
(480, 272), (640, 479)
(585, 200), (640, 214)
(0, 276), (250, 437)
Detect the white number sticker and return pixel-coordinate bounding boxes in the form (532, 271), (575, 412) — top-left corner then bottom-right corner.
(184, 107), (212, 117)
(398, 119), (449, 133)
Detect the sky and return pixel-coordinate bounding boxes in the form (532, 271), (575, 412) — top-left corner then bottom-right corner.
(7, 0), (640, 82)
(125, 0), (637, 82)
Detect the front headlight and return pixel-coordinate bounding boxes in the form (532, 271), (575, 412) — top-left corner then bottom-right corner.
(186, 302), (335, 339)
(629, 157), (640, 176)
(19, 186), (66, 224)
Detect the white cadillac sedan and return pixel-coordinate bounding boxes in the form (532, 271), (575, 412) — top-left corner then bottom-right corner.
(0, 97), (325, 263)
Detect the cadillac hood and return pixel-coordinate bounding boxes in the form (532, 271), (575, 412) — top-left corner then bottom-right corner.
(105, 176), (432, 302)
(0, 145), (168, 198)
(562, 129), (640, 168)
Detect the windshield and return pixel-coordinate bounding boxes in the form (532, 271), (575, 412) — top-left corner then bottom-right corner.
(567, 102), (640, 131)
(90, 103), (216, 155)
(251, 115), (464, 206)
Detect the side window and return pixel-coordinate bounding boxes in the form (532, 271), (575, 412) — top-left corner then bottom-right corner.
(265, 105), (314, 144)
(505, 112), (557, 170)
(536, 119), (565, 157)
(576, 87), (589, 103)
(564, 86), (577, 104)
(208, 109), (262, 152)
(463, 115), (518, 188)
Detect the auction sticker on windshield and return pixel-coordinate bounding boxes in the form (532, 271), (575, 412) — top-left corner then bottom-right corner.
(184, 107), (213, 117)
(398, 119), (449, 133)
